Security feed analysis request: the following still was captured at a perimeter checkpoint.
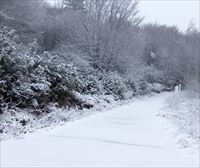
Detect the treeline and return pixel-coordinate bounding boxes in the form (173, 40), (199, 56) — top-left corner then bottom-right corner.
(0, 0), (199, 114)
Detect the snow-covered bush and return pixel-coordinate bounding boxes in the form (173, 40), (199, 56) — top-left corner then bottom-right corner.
(1, 26), (136, 117)
(136, 80), (165, 95)
(0, 27), (91, 113)
(101, 71), (133, 100)
(129, 65), (175, 95)
(80, 72), (102, 95)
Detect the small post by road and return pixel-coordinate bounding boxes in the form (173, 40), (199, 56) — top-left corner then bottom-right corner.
(178, 84), (182, 91)
(175, 84), (182, 92)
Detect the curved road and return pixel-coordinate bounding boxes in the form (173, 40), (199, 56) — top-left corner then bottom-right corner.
(1, 93), (199, 167)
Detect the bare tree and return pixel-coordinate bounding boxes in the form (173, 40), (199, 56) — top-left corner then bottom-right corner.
(76, 0), (143, 71)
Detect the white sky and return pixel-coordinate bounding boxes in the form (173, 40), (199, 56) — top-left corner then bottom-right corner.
(139, 0), (200, 32)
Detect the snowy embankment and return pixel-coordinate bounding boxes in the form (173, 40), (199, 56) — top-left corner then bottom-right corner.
(161, 91), (200, 149)
(0, 94), (118, 140)
(1, 92), (199, 167)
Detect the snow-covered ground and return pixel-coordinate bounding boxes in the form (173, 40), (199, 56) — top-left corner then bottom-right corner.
(161, 91), (200, 150)
(1, 92), (199, 167)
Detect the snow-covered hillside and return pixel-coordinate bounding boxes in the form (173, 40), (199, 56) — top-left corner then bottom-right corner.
(1, 92), (199, 167)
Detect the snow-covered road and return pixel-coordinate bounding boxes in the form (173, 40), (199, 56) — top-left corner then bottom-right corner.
(0, 93), (199, 167)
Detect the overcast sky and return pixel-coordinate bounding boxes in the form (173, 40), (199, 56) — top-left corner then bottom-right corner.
(139, 0), (200, 32)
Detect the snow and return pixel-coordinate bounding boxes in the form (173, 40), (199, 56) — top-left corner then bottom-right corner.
(0, 94), (117, 140)
(161, 91), (200, 149)
(0, 92), (199, 167)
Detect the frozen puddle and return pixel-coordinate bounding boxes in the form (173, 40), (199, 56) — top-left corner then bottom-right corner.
(1, 93), (199, 167)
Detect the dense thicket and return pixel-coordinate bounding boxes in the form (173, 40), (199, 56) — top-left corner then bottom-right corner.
(0, 0), (199, 115)
(142, 24), (200, 91)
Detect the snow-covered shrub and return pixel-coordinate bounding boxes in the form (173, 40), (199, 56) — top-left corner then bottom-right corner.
(147, 83), (165, 93)
(136, 80), (151, 95)
(81, 73), (101, 94)
(136, 81), (165, 95)
(0, 27), (92, 113)
(0, 107), (37, 137)
(142, 66), (176, 90)
(130, 65), (175, 95)
(101, 71), (133, 100)
(0, 26), (136, 116)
